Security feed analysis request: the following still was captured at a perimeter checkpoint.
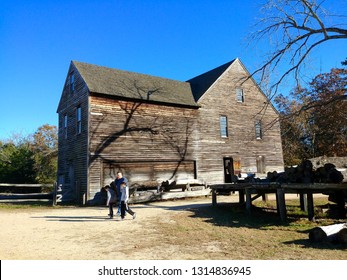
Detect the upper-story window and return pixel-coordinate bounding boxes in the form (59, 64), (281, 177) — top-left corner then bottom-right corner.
(220, 115), (228, 138)
(236, 88), (244, 103)
(255, 120), (262, 140)
(76, 106), (82, 134)
(63, 115), (68, 139)
(69, 72), (75, 94)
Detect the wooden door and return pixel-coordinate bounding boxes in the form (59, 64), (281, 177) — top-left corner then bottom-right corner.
(223, 157), (234, 183)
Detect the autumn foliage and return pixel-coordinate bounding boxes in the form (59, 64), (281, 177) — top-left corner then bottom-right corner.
(276, 68), (347, 166)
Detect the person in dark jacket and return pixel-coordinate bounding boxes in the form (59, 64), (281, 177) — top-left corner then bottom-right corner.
(104, 185), (117, 218)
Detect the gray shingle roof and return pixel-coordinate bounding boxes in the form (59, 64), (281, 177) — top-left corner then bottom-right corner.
(187, 60), (235, 102)
(73, 61), (199, 108)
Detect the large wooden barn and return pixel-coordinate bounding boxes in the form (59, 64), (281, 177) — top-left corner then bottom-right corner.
(57, 58), (284, 204)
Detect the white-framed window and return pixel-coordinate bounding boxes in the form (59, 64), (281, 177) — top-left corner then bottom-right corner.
(220, 115), (228, 138)
(236, 88), (244, 103)
(76, 106), (82, 134)
(64, 115), (68, 139)
(255, 120), (262, 140)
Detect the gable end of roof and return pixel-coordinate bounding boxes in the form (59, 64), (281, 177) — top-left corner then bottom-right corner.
(186, 59), (236, 102)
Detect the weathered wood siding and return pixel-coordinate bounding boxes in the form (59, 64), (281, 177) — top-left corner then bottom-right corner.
(57, 63), (89, 204)
(57, 59), (284, 204)
(88, 96), (199, 196)
(195, 60), (284, 184)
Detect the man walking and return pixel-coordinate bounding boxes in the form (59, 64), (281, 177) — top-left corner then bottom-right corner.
(114, 171), (128, 216)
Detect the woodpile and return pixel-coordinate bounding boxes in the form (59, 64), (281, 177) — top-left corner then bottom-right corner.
(266, 160), (344, 184)
(129, 181), (160, 193)
(160, 179), (206, 192)
(309, 223), (347, 243)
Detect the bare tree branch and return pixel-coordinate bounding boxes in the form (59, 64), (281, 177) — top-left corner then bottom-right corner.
(249, 0), (347, 98)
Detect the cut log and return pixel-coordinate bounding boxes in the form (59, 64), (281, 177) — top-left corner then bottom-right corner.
(309, 223), (347, 242)
(337, 228), (347, 244)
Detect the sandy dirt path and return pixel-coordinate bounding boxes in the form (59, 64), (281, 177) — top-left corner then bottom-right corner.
(1, 195), (236, 260)
(1, 193), (327, 260)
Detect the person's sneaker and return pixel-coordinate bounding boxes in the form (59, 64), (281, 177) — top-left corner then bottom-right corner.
(133, 213), (136, 219)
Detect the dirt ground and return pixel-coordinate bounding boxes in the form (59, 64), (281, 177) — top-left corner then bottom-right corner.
(0, 195), (237, 260)
(1, 194), (344, 260)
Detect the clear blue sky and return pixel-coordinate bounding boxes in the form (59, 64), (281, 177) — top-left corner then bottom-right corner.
(1, 0), (346, 140)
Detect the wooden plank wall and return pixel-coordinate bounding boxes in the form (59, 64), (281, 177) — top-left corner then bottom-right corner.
(195, 60), (284, 184)
(57, 60), (285, 204)
(88, 96), (199, 194)
(57, 63), (89, 204)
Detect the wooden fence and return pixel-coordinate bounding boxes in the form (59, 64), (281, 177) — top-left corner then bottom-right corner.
(0, 183), (62, 205)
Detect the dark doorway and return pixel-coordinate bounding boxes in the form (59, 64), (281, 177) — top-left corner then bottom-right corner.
(256, 156), (265, 174)
(223, 157), (234, 183)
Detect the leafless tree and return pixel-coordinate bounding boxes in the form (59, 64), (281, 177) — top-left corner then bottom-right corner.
(249, 0), (347, 99)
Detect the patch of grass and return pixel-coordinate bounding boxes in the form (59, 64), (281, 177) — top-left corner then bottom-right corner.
(0, 199), (79, 209)
(0, 201), (55, 209)
(153, 198), (347, 259)
(254, 197), (343, 222)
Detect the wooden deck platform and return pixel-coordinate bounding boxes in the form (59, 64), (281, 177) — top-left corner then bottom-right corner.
(210, 183), (347, 222)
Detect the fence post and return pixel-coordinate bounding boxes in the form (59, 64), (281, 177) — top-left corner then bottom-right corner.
(52, 182), (57, 206)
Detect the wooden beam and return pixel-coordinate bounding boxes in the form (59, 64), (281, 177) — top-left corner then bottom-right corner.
(335, 190), (346, 218)
(212, 189), (217, 206)
(300, 193), (307, 211)
(262, 193), (268, 202)
(239, 189), (245, 204)
(307, 191), (315, 222)
(245, 188), (252, 214)
(276, 188), (287, 222)
(250, 193), (263, 202)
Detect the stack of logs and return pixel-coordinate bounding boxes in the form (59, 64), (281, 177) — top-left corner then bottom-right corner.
(241, 160), (345, 204)
(309, 223), (347, 243)
(266, 160), (344, 184)
(261, 160), (346, 244)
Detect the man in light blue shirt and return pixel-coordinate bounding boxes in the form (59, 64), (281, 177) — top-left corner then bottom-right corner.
(114, 171), (128, 215)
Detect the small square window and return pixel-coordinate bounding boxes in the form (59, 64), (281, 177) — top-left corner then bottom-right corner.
(236, 88), (244, 103)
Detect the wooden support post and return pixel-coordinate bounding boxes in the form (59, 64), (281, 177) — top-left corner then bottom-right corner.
(52, 182), (57, 206)
(212, 189), (217, 206)
(239, 189), (245, 204)
(299, 193), (307, 211)
(262, 193), (268, 202)
(245, 188), (252, 214)
(307, 191), (315, 221)
(335, 190), (346, 219)
(276, 188), (287, 222)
